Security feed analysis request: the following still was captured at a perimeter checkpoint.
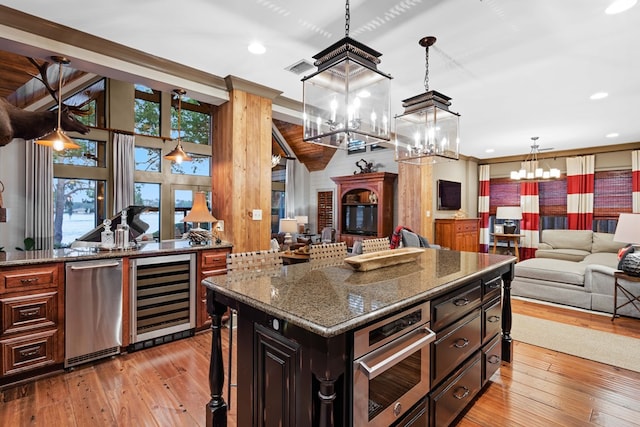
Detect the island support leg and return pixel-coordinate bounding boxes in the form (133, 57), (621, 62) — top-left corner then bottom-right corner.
(317, 378), (337, 427)
(205, 288), (227, 427)
(501, 271), (513, 363)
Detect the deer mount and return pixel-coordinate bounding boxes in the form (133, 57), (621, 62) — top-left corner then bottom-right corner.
(0, 57), (90, 147)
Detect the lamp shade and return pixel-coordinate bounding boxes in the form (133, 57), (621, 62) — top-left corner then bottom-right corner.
(182, 192), (217, 224)
(614, 213), (640, 244)
(279, 218), (298, 234)
(36, 129), (81, 151)
(496, 206), (522, 220)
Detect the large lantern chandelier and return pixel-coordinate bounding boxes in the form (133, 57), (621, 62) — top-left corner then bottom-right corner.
(301, 0), (392, 150)
(394, 36), (460, 165)
(510, 137), (561, 180)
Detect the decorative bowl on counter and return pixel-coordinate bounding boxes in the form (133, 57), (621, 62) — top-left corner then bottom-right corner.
(344, 247), (425, 272)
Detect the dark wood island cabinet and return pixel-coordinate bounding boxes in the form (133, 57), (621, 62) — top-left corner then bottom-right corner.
(203, 249), (514, 427)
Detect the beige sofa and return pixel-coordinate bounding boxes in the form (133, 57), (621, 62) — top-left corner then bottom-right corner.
(512, 229), (640, 318)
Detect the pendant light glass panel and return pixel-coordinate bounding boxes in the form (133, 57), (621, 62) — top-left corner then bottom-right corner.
(302, 55), (391, 149)
(394, 102), (460, 165)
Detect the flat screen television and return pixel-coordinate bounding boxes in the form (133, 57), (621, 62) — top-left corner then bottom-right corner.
(437, 180), (462, 210)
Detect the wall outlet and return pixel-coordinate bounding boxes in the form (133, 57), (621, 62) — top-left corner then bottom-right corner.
(252, 209), (262, 220)
(215, 220), (224, 231)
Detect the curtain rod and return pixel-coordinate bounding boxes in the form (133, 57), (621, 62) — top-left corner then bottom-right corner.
(88, 126), (170, 141)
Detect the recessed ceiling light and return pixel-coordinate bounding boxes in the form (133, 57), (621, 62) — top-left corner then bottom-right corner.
(248, 42), (266, 55)
(605, 0), (637, 14)
(485, 148), (495, 153)
(606, 132), (619, 138)
(589, 92), (609, 100)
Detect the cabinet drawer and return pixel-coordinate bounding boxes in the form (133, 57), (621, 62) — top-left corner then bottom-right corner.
(483, 275), (502, 301)
(1, 329), (57, 376)
(483, 298), (502, 344)
(1, 291), (58, 336)
(432, 309), (481, 386)
(482, 334), (501, 384)
(201, 250), (229, 273)
(455, 221), (477, 233)
(1, 265), (59, 292)
(432, 282), (482, 331)
(431, 352), (482, 427)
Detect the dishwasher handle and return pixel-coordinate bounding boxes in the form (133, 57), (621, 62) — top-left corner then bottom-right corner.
(69, 262), (121, 270)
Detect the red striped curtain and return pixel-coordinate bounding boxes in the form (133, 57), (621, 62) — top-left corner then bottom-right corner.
(520, 181), (539, 261)
(478, 165), (490, 253)
(566, 155), (595, 230)
(633, 150), (640, 213)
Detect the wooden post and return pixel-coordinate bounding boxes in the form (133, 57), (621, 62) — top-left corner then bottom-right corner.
(205, 288), (227, 427)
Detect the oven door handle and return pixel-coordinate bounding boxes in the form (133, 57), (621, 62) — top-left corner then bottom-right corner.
(357, 326), (435, 380)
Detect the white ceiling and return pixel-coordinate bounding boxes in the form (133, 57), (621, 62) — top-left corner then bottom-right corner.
(2, 0), (639, 159)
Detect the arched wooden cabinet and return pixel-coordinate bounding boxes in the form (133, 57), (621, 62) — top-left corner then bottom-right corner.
(331, 172), (397, 248)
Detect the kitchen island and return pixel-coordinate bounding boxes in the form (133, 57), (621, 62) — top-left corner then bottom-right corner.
(202, 248), (514, 427)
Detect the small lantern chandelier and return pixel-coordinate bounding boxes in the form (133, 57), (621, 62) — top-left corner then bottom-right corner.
(394, 37), (460, 165)
(301, 0), (392, 150)
(510, 137), (561, 180)
(164, 88), (192, 163)
(36, 56), (81, 151)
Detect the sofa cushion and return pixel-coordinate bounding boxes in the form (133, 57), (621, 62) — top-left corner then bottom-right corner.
(515, 258), (586, 286)
(540, 229), (593, 251)
(591, 232), (627, 254)
(535, 248), (591, 262)
(582, 252), (619, 269)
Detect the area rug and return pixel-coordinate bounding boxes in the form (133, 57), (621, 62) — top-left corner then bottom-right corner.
(511, 313), (640, 373)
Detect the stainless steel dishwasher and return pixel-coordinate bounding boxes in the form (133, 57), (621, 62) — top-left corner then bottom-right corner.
(65, 258), (123, 368)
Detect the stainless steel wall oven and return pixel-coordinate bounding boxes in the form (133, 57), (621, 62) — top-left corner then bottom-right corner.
(352, 301), (435, 427)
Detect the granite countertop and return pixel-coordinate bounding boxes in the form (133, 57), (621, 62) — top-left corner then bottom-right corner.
(203, 249), (514, 338)
(0, 240), (233, 266)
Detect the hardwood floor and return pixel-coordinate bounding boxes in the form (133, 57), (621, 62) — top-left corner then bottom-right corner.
(1, 299), (639, 426)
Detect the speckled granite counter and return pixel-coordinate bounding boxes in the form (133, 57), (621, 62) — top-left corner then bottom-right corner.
(203, 248), (513, 337)
(0, 240), (233, 266)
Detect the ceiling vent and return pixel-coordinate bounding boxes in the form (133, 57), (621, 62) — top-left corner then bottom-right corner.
(285, 59), (314, 75)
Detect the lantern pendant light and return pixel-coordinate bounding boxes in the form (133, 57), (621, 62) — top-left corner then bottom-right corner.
(394, 36), (460, 165)
(164, 89), (193, 163)
(36, 56), (81, 151)
(301, 0), (392, 150)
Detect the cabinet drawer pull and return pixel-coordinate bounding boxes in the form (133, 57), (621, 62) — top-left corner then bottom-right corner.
(453, 338), (469, 348)
(19, 307), (41, 319)
(20, 278), (39, 284)
(453, 298), (470, 307)
(19, 346), (41, 359)
(488, 354), (501, 364)
(453, 386), (470, 400)
(486, 280), (501, 289)
(487, 315), (500, 323)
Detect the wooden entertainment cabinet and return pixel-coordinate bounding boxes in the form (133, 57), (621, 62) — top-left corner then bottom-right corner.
(331, 172), (397, 248)
(434, 218), (480, 252)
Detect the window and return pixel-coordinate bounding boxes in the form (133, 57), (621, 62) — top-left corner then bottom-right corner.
(171, 155), (211, 176)
(54, 139), (106, 167)
(171, 94), (211, 145)
(64, 78), (106, 128)
(53, 178), (107, 247)
(134, 85), (161, 136)
(135, 146), (161, 172)
(134, 183), (161, 240)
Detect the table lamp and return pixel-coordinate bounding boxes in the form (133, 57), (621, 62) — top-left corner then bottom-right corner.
(279, 218), (298, 250)
(496, 206), (522, 234)
(613, 213), (640, 248)
(295, 215), (308, 234)
(182, 192), (218, 245)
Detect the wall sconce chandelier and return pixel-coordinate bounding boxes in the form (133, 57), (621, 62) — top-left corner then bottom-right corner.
(271, 154), (281, 168)
(301, 0), (392, 150)
(36, 56), (81, 151)
(164, 88), (193, 164)
(510, 137), (560, 180)
(394, 37), (460, 165)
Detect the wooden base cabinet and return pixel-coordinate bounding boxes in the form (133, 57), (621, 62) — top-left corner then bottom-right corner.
(434, 218), (480, 252)
(197, 247), (231, 330)
(0, 263), (64, 382)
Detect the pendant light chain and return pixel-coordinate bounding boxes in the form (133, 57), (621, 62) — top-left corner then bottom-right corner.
(345, 0), (350, 37)
(424, 43), (430, 92)
(56, 60), (64, 130)
(177, 91), (182, 143)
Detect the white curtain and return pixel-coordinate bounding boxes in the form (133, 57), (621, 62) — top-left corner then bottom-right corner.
(633, 150), (640, 213)
(285, 158), (296, 217)
(112, 133), (135, 214)
(25, 141), (53, 250)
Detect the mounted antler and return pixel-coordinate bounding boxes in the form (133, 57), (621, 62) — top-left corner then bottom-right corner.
(0, 56), (90, 147)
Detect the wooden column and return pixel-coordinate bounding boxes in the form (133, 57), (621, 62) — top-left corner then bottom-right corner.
(396, 162), (434, 242)
(212, 76), (281, 253)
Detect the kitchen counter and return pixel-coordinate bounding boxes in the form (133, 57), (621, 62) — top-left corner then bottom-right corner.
(0, 240), (233, 266)
(202, 249), (515, 426)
